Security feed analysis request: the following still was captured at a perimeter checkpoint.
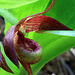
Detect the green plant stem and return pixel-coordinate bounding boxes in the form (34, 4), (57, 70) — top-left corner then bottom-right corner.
(0, 9), (18, 25)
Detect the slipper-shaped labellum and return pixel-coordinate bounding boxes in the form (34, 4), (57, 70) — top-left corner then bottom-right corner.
(3, 0), (72, 75)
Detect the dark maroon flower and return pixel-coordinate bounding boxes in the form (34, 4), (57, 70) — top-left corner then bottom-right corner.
(3, 0), (72, 75)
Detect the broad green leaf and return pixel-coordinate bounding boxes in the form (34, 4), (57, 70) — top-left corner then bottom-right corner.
(44, 0), (75, 30)
(31, 33), (75, 75)
(0, 0), (38, 9)
(0, 0), (75, 75)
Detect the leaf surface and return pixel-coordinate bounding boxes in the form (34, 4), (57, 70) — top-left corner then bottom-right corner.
(0, 0), (75, 75)
(0, 0), (38, 9)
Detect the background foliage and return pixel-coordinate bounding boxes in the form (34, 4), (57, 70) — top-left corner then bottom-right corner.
(0, 0), (75, 75)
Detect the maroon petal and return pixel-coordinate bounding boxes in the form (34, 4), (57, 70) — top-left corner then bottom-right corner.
(20, 16), (72, 33)
(0, 50), (14, 73)
(3, 25), (20, 69)
(19, 59), (32, 75)
(1, 55), (14, 73)
(0, 49), (3, 63)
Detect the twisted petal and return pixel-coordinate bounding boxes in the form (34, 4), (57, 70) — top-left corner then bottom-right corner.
(0, 50), (3, 63)
(20, 16), (72, 33)
(0, 50), (14, 73)
(3, 25), (20, 69)
(19, 59), (32, 75)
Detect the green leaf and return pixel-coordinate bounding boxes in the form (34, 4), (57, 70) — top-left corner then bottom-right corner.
(1, 0), (75, 75)
(0, 9), (18, 25)
(0, 0), (38, 9)
(31, 33), (75, 75)
(44, 0), (75, 30)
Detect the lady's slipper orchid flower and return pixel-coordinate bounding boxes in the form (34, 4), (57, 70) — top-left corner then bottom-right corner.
(2, 0), (72, 75)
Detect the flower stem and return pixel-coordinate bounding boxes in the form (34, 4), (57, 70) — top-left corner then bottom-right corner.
(27, 0), (55, 18)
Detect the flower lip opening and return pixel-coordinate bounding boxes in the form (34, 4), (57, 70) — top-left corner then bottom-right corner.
(24, 38), (41, 52)
(17, 31), (41, 52)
